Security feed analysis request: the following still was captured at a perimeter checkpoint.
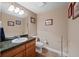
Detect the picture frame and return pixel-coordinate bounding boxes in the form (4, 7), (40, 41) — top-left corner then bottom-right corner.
(45, 19), (53, 26)
(8, 21), (14, 26)
(68, 3), (72, 18)
(31, 17), (36, 23)
(72, 2), (79, 19)
(16, 20), (21, 25)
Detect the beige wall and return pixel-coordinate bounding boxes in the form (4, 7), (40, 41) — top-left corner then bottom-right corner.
(68, 16), (79, 56)
(37, 3), (79, 57)
(37, 5), (68, 55)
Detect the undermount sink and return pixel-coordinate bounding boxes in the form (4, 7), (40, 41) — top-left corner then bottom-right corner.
(12, 37), (28, 43)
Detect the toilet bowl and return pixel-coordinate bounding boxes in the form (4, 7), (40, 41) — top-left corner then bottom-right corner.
(36, 41), (44, 48)
(32, 36), (44, 53)
(36, 41), (44, 53)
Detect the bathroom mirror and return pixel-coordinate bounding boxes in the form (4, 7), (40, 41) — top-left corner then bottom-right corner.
(0, 2), (28, 37)
(0, 2), (37, 39)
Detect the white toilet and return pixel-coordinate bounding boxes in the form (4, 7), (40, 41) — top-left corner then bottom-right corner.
(36, 41), (44, 48)
(36, 41), (44, 53)
(32, 36), (44, 53)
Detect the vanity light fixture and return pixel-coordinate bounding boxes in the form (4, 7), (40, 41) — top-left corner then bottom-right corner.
(14, 7), (20, 13)
(8, 5), (15, 12)
(8, 5), (24, 15)
(19, 10), (24, 15)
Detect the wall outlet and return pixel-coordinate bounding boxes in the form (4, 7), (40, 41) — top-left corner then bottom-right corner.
(43, 40), (49, 45)
(46, 42), (49, 45)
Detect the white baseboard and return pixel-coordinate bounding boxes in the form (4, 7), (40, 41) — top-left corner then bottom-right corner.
(43, 46), (68, 57)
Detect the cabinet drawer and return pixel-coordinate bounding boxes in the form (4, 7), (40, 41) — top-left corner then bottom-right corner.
(2, 44), (25, 57)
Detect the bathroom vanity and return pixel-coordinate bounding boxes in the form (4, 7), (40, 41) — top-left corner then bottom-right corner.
(0, 52), (1, 56)
(0, 37), (36, 57)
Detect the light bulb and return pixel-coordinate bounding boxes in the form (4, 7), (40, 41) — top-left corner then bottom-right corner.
(14, 7), (20, 13)
(19, 10), (24, 15)
(8, 5), (15, 12)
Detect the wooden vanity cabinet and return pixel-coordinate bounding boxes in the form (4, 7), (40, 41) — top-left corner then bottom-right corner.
(1, 39), (36, 57)
(1, 44), (25, 57)
(25, 39), (36, 57)
(0, 52), (1, 57)
(15, 51), (25, 57)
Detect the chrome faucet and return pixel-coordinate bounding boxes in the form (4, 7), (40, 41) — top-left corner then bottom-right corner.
(14, 36), (20, 39)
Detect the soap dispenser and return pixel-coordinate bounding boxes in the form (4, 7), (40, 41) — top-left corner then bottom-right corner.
(0, 21), (5, 41)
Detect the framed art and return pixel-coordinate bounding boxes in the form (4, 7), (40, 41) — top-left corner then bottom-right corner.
(16, 20), (21, 25)
(68, 3), (72, 18)
(72, 2), (79, 19)
(8, 21), (14, 26)
(31, 17), (36, 23)
(45, 19), (53, 26)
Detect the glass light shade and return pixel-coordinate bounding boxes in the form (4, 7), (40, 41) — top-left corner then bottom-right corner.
(8, 5), (15, 12)
(14, 7), (20, 13)
(19, 10), (24, 15)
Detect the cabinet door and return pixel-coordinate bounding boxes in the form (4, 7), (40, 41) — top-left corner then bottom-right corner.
(0, 52), (1, 57)
(26, 40), (36, 57)
(1, 44), (25, 57)
(15, 51), (25, 57)
(26, 46), (36, 57)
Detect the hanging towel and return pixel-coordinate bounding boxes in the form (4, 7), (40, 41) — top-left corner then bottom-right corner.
(0, 27), (5, 41)
(0, 21), (5, 41)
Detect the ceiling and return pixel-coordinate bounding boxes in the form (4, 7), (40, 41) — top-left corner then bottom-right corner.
(17, 2), (68, 14)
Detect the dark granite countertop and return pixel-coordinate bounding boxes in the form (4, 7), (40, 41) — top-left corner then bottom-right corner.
(0, 37), (35, 52)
